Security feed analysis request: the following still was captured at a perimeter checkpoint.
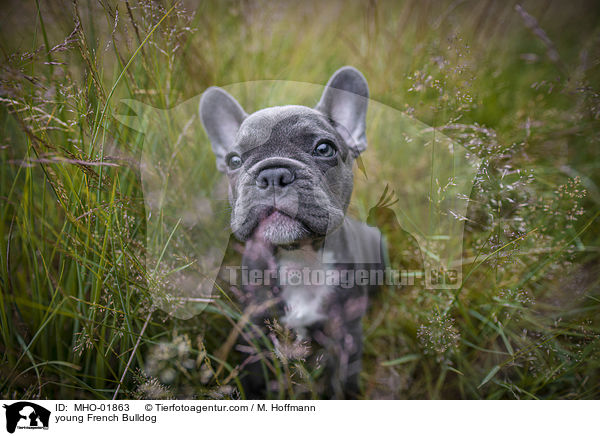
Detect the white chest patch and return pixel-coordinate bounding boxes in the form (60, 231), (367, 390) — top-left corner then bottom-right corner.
(280, 283), (333, 330)
(277, 247), (335, 333)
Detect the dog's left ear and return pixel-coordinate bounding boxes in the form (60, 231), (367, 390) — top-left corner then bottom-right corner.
(316, 66), (369, 155)
(199, 87), (248, 172)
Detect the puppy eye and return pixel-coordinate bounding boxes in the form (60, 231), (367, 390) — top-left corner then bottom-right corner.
(227, 154), (243, 170)
(312, 142), (336, 158)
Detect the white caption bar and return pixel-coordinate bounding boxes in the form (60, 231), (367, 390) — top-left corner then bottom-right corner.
(0, 400), (595, 435)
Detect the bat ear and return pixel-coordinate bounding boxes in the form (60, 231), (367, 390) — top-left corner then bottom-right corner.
(316, 66), (369, 155)
(199, 87), (247, 172)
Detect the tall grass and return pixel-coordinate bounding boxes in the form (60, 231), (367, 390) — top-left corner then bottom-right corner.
(1, 0), (599, 399)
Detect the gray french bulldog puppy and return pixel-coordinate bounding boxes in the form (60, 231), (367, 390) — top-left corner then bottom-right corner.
(199, 66), (384, 399)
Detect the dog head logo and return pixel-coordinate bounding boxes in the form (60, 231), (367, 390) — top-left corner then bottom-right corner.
(3, 402), (50, 434)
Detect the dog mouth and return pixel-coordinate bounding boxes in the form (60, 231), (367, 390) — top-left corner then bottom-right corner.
(260, 207), (295, 224)
(248, 206), (311, 245)
(232, 183), (342, 244)
(258, 206), (306, 229)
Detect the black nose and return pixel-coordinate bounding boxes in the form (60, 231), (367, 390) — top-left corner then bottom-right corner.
(256, 167), (295, 189)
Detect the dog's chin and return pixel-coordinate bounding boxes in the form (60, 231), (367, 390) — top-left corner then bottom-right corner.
(251, 211), (311, 245)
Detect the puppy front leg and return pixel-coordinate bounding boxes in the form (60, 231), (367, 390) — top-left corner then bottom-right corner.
(313, 316), (363, 399)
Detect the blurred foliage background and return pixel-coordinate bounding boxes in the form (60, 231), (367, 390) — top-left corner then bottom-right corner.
(1, 0), (599, 399)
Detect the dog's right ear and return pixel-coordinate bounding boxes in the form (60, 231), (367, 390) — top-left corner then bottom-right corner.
(199, 87), (247, 172)
(316, 66), (369, 156)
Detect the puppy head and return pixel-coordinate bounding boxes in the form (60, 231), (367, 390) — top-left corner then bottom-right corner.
(199, 66), (369, 245)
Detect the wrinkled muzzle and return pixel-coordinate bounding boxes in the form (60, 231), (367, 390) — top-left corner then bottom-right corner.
(230, 159), (346, 245)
